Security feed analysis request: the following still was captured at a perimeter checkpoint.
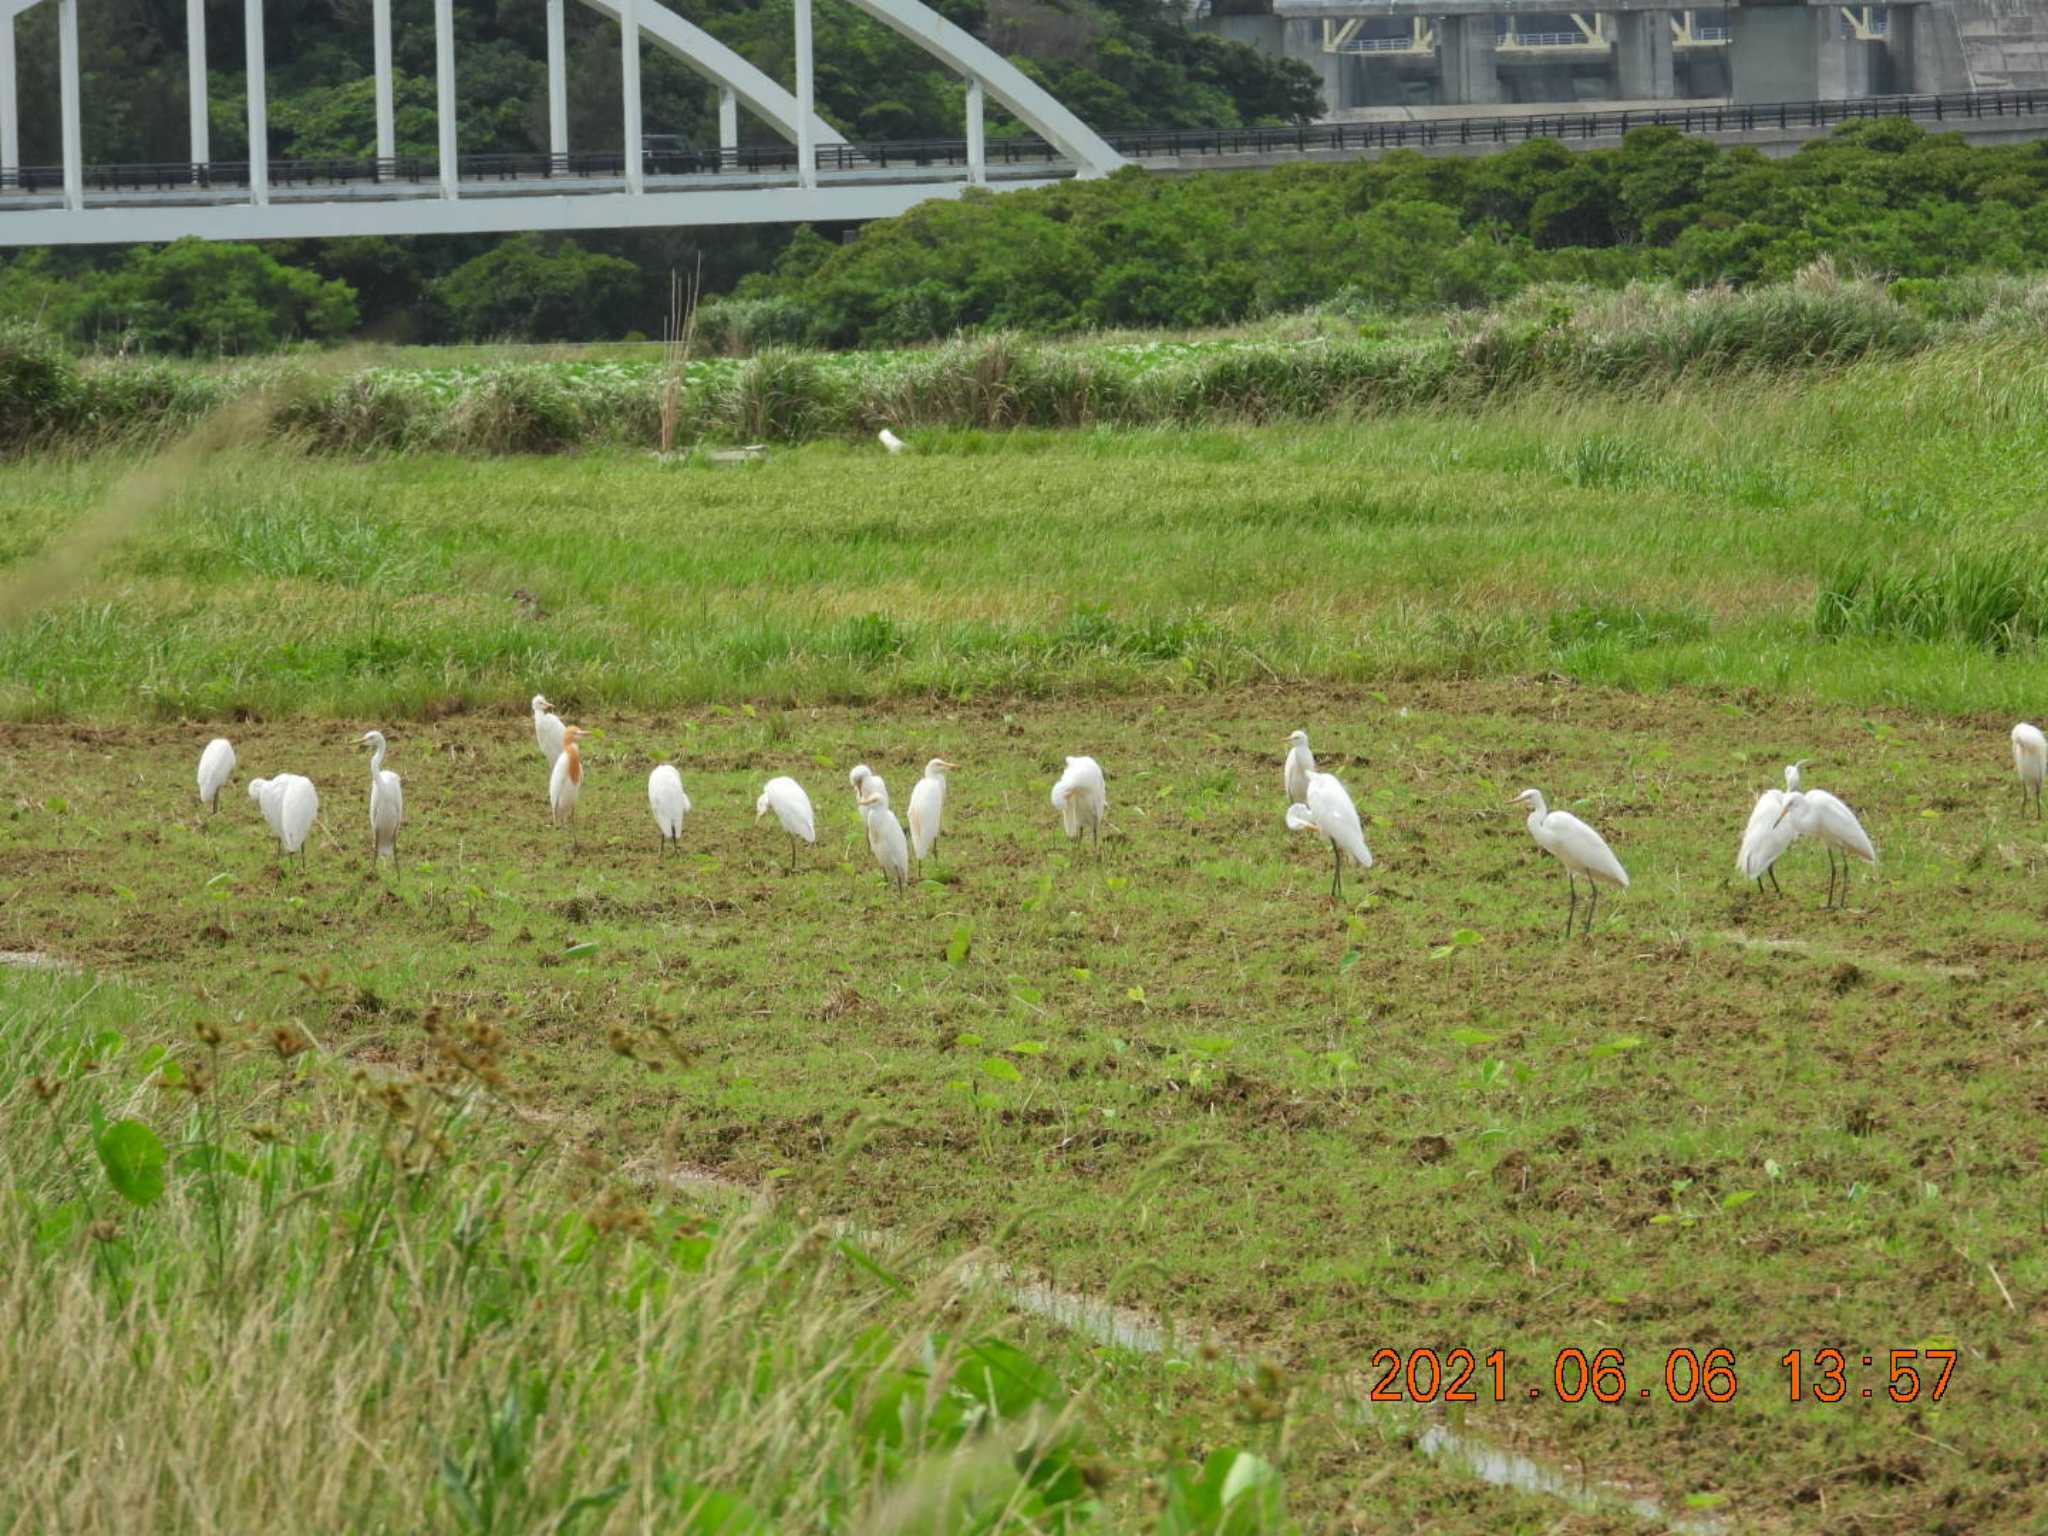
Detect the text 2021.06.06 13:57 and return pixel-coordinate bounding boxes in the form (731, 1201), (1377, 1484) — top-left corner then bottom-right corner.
(1368, 1347), (1957, 1404)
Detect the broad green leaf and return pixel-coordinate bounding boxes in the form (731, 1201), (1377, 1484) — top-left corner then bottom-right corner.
(979, 1056), (1023, 1083)
(1009, 1040), (1047, 1056)
(1447, 1027), (1497, 1047)
(96, 1119), (167, 1207)
(1721, 1189), (1759, 1210)
(946, 923), (972, 966)
(563, 942), (599, 958)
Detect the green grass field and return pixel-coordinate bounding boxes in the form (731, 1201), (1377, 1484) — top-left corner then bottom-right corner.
(4, 341), (2048, 1532)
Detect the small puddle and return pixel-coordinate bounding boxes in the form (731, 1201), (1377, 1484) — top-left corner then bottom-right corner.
(1714, 930), (1980, 980)
(0, 950), (78, 973)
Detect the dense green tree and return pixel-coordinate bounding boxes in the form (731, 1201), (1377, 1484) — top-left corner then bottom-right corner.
(432, 234), (645, 340)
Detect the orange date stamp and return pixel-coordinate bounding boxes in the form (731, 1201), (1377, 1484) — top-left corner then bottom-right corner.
(1367, 1347), (1956, 1405)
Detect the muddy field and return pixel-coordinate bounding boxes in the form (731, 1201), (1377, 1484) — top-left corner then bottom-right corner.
(4, 677), (2045, 1529)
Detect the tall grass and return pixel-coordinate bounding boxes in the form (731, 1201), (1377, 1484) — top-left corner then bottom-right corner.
(0, 968), (1287, 1532)
(1815, 542), (2048, 651)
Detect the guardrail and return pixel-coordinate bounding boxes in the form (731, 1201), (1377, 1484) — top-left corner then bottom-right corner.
(3, 87), (2044, 199)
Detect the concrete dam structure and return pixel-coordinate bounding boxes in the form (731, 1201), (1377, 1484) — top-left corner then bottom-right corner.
(1205, 0), (2044, 113)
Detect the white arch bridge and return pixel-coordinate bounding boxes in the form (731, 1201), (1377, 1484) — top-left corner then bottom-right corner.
(0, 0), (1127, 244)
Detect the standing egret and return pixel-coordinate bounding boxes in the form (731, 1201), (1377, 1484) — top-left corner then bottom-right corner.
(250, 774), (320, 862)
(1509, 788), (1629, 937)
(757, 776), (817, 873)
(858, 777), (911, 891)
(359, 731), (403, 866)
(1773, 789), (1876, 910)
(197, 737), (236, 815)
(248, 777), (286, 840)
(1736, 761), (1807, 894)
(1284, 730), (1316, 806)
(532, 695), (565, 770)
(908, 758), (956, 868)
(2014, 722), (2046, 819)
(550, 725), (586, 837)
(879, 429), (906, 455)
(1286, 770), (1372, 901)
(1051, 757), (1107, 849)
(649, 764), (689, 852)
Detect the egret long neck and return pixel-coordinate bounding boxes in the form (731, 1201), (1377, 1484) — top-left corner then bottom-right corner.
(368, 740), (385, 775)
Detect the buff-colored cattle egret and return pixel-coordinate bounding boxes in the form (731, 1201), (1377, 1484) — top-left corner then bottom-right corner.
(908, 758), (955, 866)
(1051, 756), (1106, 848)
(2014, 722), (2046, 819)
(250, 774), (318, 861)
(1736, 761), (1807, 894)
(197, 737), (236, 815)
(879, 429), (906, 455)
(757, 775), (817, 873)
(532, 695), (565, 769)
(858, 779), (911, 890)
(1285, 770), (1372, 900)
(1510, 788), (1629, 937)
(1773, 788), (1876, 909)
(1284, 730), (1315, 806)
(359, 731), (403, 865)
(550, 726), (586, 835)
(649, 764), (689, 852)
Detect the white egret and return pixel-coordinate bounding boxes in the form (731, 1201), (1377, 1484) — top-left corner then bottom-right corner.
(1284, 730), (1316, 806)
(1285, 770), (1372, 901)
(757, 775), (817, 873)
(649, 764), (689, 852)
(908, 758), (956, 867)
(849, 763), (874, 797)
(1773, 789), (1876, 910)
(858, 778), (911, 890)
(549, 725), (586, 835)
(250, 774), (319, 861)
(196, 737), (236, 815)
(1510, 788), (1629, 937)
(1736, 761), (1807, 895)
(248, 777), (286, 839)
(2014, 721), (2046, 819)
(879, 429), (906, 455)
(532, 694), (565, 769)
(359, 731), (403, 865)
(1051, 756), (1107, 849)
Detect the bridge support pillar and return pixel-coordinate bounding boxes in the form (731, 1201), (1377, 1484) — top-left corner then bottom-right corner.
(1611, 10), (1673, 99)
(547, 0), (567, 160)
(1438, 12), (1499, 106)
(2, 8), (18, 180)
(1730, 2), (1874, 104)
(794, 0), (816, 188)
(621, 0), (643, 191)
(718, 86), (737, 165)
(966, 76), (984, 183)
(374, 0), (395, 161)
(185, 0), (208, 167)
(434, 0), (457, 195)
(58, 0), (80, 208)
(243, 0), (267, 205)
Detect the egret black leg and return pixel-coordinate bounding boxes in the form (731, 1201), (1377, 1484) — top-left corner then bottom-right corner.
(1563, 872), (1577, 939)
(1586, 884), (1598, 936)
(1768, 864), (1783, 896)
(1331, 842), (1342, 902)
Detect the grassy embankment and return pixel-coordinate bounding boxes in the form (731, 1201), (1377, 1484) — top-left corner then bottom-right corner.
(3, 325), (2048, 1532)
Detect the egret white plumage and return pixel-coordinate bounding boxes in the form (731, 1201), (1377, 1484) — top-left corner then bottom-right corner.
(1285, 770), (1372, 900)
(1736, 761), (1807, 894)
(532, 695), (565, 769)
(849, 764), (873, 797)
(549, 726), (586, 836)
(359, 731), (403, 865)
(2014, 721), (2046, 819)
(1051, 756), (1106, 848)
(756, 775), (817, 873)
(858, 779), (912, 890)
(196, 737), (236, 815)
(1773, 788), (1876, 910)
(878, 429), (906, 455)
(648, 764), (689, 851)
(249, 774), (318, 860)
(1510, 788), (1629, 937)
(908, 758), (955, 866)
(248, 777), (286, 839)
(1284, 730), (1316, 806)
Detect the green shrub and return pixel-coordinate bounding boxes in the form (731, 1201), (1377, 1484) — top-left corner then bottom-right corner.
(0, 321), (80, 450)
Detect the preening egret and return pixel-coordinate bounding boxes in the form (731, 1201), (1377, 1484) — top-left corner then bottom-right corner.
(1051, 756), (1107, 848)
(1736, 761), (1807, 894)
(1284, 730), (1316, 806)
(532, 695), (565, 769)
(1285, 770), (1372, 901)
(2014, 722), (2046, 819)
(1510, 788), (1629, 937)
(649, 764), (689, 851)
(879, 429), (906, 455)
(858, 779), (911, 890)
(849, 764), (873, 798)
(757, 775), (817, 873)
(197, 737), (236, 815)
(250, 774), (318, 860)
(550, 725), (585, 834)
(908, 758), (956, 866)
(1773, 789), (1876, 910)
(360, 731), (403, 865)
(248, 777), (285, 839)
